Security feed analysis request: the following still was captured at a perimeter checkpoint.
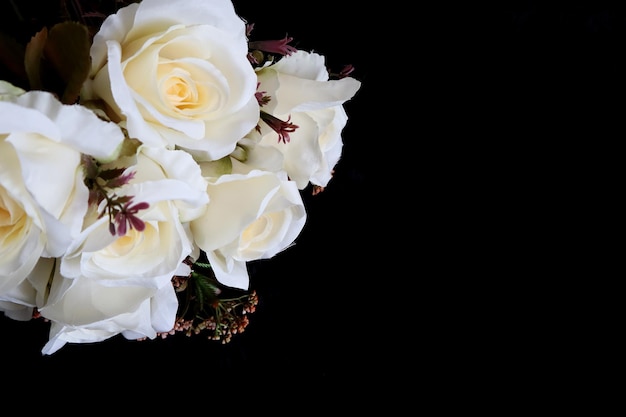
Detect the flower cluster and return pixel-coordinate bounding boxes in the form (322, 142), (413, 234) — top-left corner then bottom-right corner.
(0, 0), (360, 354)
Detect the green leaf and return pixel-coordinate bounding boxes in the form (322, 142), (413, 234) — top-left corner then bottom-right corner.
(99, 167), (126, 181)
(199, 156), (233, 177)
(193, 261), (213, 270)
(81, 154), (99, 180)
(44, 22), (91, 104)
(24, 27), (47, 91)
(191, 272), (220, 313)
(118, 137), (142, 157)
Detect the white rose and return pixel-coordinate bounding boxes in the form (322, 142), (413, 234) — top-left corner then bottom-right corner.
(42, 273), (180, 355)
(256, 50), (361, 189)
(84, 0), (260, 161)
(37, 146), (208, 354)
(0, 282), (37, 321)
(0, 83), (124, 307)
(0, 258), (55, 321)
(190, 169), (306, 290)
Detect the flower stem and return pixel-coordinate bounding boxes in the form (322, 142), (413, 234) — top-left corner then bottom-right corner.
(9, 0), (24, 21)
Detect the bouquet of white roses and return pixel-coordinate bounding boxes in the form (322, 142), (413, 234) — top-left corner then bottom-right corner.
(0, 0), (360, 354)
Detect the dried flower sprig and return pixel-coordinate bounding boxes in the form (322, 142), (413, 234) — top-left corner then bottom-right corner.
(329, 64), (355, 79)
(255, 82), (271, 107)
(81, 154), (149, 235)
(156, 256), (258, 343)
(245, 22), (297, 66)
(259, 110), (299, 143)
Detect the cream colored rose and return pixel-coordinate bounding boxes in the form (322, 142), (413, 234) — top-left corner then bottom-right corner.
(190, 169), (306, 290)
(255, 50), (361, 189)
(83, 0), (259, 161)
(36, 146), (208, 354)
(0, 83), (124, 311)
(41, 275), (180, 355)
(0, 258), (54, 321)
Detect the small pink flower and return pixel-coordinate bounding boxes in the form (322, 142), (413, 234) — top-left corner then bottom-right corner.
(259, 111), (298, 143)
(113, 200), (149, 236)
(249, 35), (298, 56)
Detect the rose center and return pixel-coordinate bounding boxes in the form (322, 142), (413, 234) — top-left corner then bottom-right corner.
(156, 62), (223, 118)
(0, 187), (28, 246)
(241, 212), (283, 250)
(102, 227), (145, 257)
(162, 71), (198, 111)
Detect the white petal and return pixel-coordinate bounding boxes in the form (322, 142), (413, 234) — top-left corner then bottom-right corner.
(12, 90), (125, 159)
(90, 2), (139, 74)
(206, 249), (249, 290)
(272, 50), (329, 81)
(260, 113), (322, 189)
(0, 101), (60, 140)
(139, 146), (208, 221)
(273, 74), (362, 114)
(100, 40), (167, 147)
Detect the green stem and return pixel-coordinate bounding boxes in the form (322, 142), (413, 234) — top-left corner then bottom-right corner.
(9, 0), (24, 22)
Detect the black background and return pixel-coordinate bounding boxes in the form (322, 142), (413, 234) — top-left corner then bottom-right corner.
(512, 2), (626, 140)
(511, 2), (624, 290)
(0, 0), (386, 403)
(5, 0), (626, 406)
